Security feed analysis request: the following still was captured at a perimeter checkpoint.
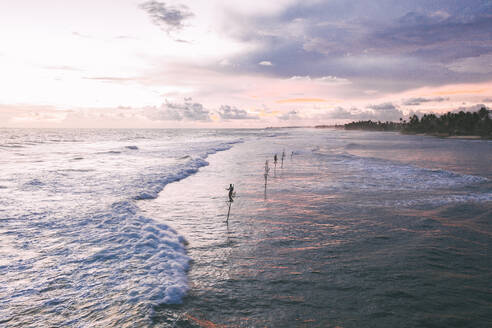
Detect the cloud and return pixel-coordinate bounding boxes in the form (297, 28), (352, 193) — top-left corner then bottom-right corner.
(366, 102), (404, 121)
(353, 107), (403, 121)
(43, 65), (83, 72)
(217, 1), (492, 93)
(447, 54), (492, 73)
(278, 110), (301, 120)
(483, 98), (492, 103)
(322, 107), (359, 120)
(366, 102), (398, 111)
(145, 98), (211, 121)
(319, 102), (403, 121)
(369, 11), (492, 59)
(114, 35), (139, 40)
(84, 76), (137, 83)
(402, 97), (449, 106)
(72, 31), (92, 39)
(452, 103), (489, 113)
(433, 88), (487, 96)
(259, 61), (273, 66)
(276, 98), (327, 104)
(288, 75), (351, 85)
(217, 105), (258, 120)
(0, 104), (69, 126)
(139, 1), (193, 34)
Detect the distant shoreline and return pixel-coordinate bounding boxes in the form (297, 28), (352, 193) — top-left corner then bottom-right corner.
(314, 126), (490, 139)
(403, 132), (488, 140)
(332, 107), (492, 139)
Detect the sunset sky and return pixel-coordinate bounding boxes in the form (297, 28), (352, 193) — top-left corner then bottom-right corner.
(1, 0), (491, 128)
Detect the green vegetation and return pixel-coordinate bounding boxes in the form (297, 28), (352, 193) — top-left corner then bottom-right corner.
(344, 120), (403, 131)
(343, 107), (492, 138)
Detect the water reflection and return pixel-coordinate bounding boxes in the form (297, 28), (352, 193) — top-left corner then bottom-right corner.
(142, 129), (492, 327)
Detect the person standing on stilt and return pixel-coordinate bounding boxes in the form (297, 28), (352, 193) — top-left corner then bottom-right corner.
(264, 160), (270, 187)
(226, 184), (234, 202)
(225, 184), (235, 223)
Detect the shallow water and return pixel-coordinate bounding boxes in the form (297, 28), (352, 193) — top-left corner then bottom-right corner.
(141, 129), (492, 327)
(0, 128), (245, 327)
(1, 128), (491, 327)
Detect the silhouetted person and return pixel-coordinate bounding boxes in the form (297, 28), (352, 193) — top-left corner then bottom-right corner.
(226, 184), (234, 202)
(264, 160), (270, 185)
(281, 150), (285, 167)
(274, 154), (278, 167)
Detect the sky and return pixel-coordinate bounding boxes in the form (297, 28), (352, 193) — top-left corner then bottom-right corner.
(1, 0), (491, 128)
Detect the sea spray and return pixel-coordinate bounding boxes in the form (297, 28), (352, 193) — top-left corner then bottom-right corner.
(0, 129), (243, 326)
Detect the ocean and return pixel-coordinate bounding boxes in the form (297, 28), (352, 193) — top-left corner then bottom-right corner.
(0, 128), (491, 327)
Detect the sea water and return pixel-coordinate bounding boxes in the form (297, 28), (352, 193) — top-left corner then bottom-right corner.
(142, 129), (492, 327)
(0, 128), (243, 327)
(1, 128), (491, 327)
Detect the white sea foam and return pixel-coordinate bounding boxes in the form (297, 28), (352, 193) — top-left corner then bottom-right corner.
(1, 128), (490, 326)
(390, 192), (492, 208)
(313, 150), (488, 192)
(0, 129), (242, 326)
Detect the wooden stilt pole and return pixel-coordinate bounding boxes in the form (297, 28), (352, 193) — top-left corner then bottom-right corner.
(226, 201), (232, 223)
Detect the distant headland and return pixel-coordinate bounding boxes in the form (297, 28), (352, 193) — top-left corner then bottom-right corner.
(323, 107), (492, 139)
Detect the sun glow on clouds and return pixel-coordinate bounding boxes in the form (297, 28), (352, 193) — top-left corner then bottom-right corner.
(0, 0), (248, 108)
(276, 98), (328, 104)
(0, 0), (491, 127)
(433, 88), (488, 96)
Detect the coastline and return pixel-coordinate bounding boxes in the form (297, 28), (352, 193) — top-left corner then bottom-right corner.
(439, 135), (482, 139)
(4, 128), (489, 326)
(315, 126), (490, 139)
(140, 128), (492, 327)
(402, 131), (489, 140)
(337, 108), (491, 139)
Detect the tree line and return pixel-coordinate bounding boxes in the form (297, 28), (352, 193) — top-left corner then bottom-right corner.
(343, 107), (492, 138)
